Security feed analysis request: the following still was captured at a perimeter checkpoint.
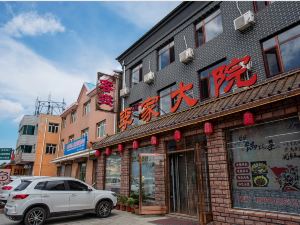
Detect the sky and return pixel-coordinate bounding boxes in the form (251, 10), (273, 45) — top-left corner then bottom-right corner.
(0, 1), (180, 152)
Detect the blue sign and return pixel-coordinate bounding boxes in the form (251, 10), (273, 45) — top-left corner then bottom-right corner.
(64, 136), (87, 155)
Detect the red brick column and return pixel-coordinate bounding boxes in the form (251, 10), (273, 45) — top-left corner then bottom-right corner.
(96, 155), (105, 190)
(120, 148), (130, 196)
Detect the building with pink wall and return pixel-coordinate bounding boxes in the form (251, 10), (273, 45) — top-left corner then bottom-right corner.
(52, 80), (117, 186)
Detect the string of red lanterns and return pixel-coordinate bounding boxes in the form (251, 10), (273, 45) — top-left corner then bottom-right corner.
(243, 111), (255, 126)
(151, 135), (158, 146)
(204, 122), (213, 136)
(174, 130), (182, 142)
(133, 140), (139, 150)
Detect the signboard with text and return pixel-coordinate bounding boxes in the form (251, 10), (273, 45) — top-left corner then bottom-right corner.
(119, 56), (257, 131)
(0, 169), (11, 186)
(0, 148), (12, 160)
(96, 72), (116, 112)
(64, 136), (87, 155)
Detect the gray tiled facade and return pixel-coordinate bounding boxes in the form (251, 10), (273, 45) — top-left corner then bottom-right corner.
(117, 1), (300, 111)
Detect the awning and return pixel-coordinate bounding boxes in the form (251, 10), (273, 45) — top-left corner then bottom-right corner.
(51, 149), (96, 163)
(93, 69), (300, 149)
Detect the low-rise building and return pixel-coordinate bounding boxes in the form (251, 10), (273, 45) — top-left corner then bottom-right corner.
(14, 114), (61, 176)
(53, 80), (117, 186)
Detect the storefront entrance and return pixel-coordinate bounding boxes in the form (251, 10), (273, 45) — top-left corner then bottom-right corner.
(169, 150), (198, 216)
(167, 135), (213, 224)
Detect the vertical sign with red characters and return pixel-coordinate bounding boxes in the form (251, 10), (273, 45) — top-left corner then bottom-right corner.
(96, 73), (116, 112)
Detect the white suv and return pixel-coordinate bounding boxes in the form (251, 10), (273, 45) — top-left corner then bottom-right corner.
(4, 177), (117, 225)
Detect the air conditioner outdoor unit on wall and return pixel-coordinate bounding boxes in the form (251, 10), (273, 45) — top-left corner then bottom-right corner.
(234, 11), (255, 31)
(144, 71), (155, 84)
(179, 48), (194, 64)
(120, 87), (130, 97)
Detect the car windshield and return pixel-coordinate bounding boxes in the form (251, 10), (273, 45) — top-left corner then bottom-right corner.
(14, 180), (32, 191)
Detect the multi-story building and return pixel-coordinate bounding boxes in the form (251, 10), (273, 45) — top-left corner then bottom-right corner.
(53, 81), (117, 186)
(93, 1), (300, 224)
(14, 115), (38, 175)
(14, 114), (61, 176)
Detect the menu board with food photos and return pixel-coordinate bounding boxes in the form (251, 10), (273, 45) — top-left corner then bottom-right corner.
(227, 117), (300, 214)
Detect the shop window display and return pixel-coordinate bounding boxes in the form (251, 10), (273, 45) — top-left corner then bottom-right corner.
(105, 152), (121, 193)
(227, 117), (300, 214)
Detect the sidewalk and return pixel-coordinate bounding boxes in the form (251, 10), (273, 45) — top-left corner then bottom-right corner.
(0, 210), (200, 225)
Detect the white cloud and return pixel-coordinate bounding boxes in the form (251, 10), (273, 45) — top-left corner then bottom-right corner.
(106, 2), (180, 29)
(0, 34), (88, 121)
(3, 11), (65, 37)
(0, 99), (24, 121)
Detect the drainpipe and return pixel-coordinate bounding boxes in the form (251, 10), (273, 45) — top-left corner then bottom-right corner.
(39, 117), (48, 176)
(122, 60), (125, 111)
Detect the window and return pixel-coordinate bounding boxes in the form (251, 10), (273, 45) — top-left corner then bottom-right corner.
(262, 24), (300, 77)
(44, 180), (66, 191)
(81, 128), (89, 138)
(158, 40), (175, 70)
(253, 1), (272, 12)
(83, 101), (91, 116)
(96, 120), (106, 138)
(105, 152), (121, 193)
(19, 145), (33, 153)
(21, 125), (35, 135)
(195, 9), (223, 47)
(46, 144), (56, 154)
(130, 146), (154, 195)
(48, 123), (59, 133)
(158, 84), (177, 115)
(62, 117), (66, 128)
(227, 117), (300, 215)
(14, 180), (32, 191)
(199, 60), (228, 100)
(77, 163), (86, 182)
(69, 135), (74, 142)
(68, 180), (88, 191)
(61, 139), (64, 152)
(131, 63), (143, 87)
(130, 100), (143, 126)
(35, 182), (46, 190)
(70, 111), (76, 123)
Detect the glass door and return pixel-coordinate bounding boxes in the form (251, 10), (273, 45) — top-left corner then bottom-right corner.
(139, 153), (166, 214)
(169, 150), (198, 216)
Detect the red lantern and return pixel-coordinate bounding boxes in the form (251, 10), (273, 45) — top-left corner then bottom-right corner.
(118, 144), (124, 152)
(243, 111), (255, 126)
(132, 140), (139, 150)
(204, 122), (213, 135)
(174, 130), (182, 142)
(95, 150), (101, 157)
(105, 147), (112, 156)
(151, 135), (158, 146)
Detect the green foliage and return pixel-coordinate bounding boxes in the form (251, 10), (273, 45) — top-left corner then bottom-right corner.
(127, 197), (135, 207)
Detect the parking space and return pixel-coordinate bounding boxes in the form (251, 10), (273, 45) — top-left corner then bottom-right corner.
(0, 210), (168, 225)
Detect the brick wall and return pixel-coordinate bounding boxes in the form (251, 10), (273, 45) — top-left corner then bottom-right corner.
(96, 154), (105, 190)
(206, 97), (300, 225)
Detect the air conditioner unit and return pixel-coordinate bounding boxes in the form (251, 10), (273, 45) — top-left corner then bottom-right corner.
(144, 71), (155, 84)
(240, 60), (252, 71)
(179, 48), (194, 64)
(120, 87), (130, 97)
(234, 11), (255, 31)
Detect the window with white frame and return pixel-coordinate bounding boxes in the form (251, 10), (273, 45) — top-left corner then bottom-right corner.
(46, 144), (57, 154)
(97, 120), (106, 138)
(83, 101), (91, 116)
(48, 123), (59, 133)
(81, 128), (89, 138)
(71, 111), (76, 123)
(158, 40), (175, 70)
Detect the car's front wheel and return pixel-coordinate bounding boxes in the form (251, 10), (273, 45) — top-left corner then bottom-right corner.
(96, 200), (113, 218)
(24, 207), (46, 225)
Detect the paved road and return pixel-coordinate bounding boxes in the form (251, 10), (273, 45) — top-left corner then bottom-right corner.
(0, 210), (167, 225)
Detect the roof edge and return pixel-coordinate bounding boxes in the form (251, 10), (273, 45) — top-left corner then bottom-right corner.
(116, 1), (191, 62)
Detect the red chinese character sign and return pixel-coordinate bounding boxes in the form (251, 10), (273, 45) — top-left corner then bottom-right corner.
(140, 96), (160, 122)
(119, 107), (134, 131)
(171, 82), (198, 113)
(96, 75), (116, 112)
(212, 55), (257, 97)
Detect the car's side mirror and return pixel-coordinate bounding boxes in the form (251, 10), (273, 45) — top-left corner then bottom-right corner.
(88, 188), (93, 192)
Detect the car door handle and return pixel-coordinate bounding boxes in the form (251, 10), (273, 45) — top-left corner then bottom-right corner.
(42, 195), (50, 198)
(71, 194), (77, 197)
